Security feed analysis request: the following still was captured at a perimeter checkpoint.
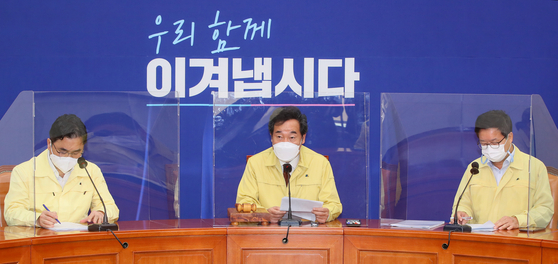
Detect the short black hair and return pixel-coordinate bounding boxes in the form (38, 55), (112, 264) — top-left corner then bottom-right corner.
(49, 114), (88, 144)
(474, 110), (513, 138)
(268, 106), (308, 136)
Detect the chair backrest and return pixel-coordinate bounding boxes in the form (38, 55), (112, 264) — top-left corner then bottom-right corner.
(165, 164), (179, 219)
(0, 165), (16, 227)
(547, 166), (558, 229)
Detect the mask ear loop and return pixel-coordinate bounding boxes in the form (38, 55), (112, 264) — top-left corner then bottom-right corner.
(480, 154), (488, 164)
(505, 138), (514, 163)
(48, 142), (53, 157)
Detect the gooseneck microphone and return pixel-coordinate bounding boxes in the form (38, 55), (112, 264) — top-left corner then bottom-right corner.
(279, 163), (301, 244)
(286, 164), (293, 221)
(443, 162), (480, 234)
(78, 157), (128, 248)
(78, 157), (116, 231)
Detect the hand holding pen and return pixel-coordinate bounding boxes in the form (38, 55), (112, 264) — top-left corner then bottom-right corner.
(39, 204), (61, 228)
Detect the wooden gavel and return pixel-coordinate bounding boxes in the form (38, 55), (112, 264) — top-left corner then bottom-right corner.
(235, 203), (257, 213)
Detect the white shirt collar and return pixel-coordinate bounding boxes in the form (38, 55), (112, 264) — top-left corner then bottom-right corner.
(280, 155), (300, 174)
(487, 146), (516, 186)
(47, 149), (72, 189)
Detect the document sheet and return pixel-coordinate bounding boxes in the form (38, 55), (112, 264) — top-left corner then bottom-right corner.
(469, 221), (495, 232)
(47, 222), (89, 231)
(389, 220), (445, 229)
(280, 197), (323, 222)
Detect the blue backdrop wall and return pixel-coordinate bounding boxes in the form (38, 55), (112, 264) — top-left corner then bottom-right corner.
(1, 0), (557, 220)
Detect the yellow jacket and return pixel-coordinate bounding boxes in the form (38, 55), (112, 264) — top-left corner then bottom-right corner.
(4, 150), (119, 226)
(236, 146), (342, 222)
(451, 146), (554, 227)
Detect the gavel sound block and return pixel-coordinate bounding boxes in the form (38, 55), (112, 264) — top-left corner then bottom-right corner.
(228, 203), (271, 225)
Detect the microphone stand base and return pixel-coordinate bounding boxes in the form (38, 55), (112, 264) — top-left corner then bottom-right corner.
(88, 223), (119, 231)
(443, 224), (471, 232)
(279, 219), (302, 227)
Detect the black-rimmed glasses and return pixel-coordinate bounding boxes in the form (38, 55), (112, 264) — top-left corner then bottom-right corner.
(477, 137), (507, 150)
(52, 144), (82, 158)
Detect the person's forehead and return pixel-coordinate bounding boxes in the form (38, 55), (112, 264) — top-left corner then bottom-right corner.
(274, 119), (301, 133)
(478, 128), (503, 140)
(54, 137), (84, 149)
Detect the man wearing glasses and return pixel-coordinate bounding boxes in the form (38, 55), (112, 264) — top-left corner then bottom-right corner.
(450, 110), (553, 230)
(236, 106), (342, 223)
(4, 114), (119, 227)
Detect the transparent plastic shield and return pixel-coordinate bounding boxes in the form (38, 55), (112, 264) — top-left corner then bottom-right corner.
(380, 93), (541, 227)
(528, 95), (558, 230)
(33, 92), (179, 228)
(0, 91), (35, 235)
(213, 92), (369, 226)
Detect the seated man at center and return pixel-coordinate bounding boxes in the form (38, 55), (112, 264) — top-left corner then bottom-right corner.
(236, 106), (342, 223)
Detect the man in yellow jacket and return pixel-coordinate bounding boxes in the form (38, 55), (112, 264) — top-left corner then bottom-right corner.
(451, 110), (553, 230)
(4, 114), (119, 227)
(236, 106), (342, 223)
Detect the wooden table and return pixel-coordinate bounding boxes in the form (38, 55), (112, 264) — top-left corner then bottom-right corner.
(345, 220), (556, 264)
(0, 219), (227, 264)
(0, 219), (557, 264)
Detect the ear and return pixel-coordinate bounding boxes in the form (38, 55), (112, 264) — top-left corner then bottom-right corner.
(507, 132), (514, 144)
(47, 138), (51, 150)
(301, 134), (306, 145)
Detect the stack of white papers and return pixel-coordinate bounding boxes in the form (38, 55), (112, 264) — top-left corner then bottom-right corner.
(469, 221), (495, 232)
(390, 220), (445, 229)
(279, 197), (323, 222)
(47, 222), (89, 231)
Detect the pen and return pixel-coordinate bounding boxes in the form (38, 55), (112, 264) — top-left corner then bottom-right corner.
(42, 204), (61, 224)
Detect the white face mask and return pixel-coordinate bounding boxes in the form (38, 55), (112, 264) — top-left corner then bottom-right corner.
(273, 141), (301, 162)
(49, 144), (78, 174)
(481, 138), (511, 164)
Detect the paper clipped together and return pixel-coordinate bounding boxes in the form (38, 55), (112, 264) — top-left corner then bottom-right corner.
(279, 197), (323, 222)
(47, 222), (89, 231)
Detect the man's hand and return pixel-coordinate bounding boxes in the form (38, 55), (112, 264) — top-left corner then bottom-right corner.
(312, 207), (330, 224)
(494, 216), (519, 230)
(80, 210), (105, 224)
(267, 206), (286, 223)
(449, 211), (471, 225)
(38, 210), (59, 228)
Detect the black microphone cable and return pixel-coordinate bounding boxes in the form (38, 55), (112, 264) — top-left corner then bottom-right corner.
(442, 230), (454, 250)
(282, 225), (291, 244)
(108, 229), (129, 249)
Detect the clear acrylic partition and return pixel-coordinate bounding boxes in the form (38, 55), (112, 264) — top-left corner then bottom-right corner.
(530, 95), (558, 230)
(33, 92), (179, 228)
(213, 92), (369, 226)
(380, 93), (558, 231)
(0, 91), (35, 235)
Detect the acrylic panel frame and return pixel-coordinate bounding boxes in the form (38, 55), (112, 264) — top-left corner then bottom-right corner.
(213, 92), (369, 226)
(0, 91), (36, 235)
(380, 93), (531, 222)
(32, 91), (180, 228)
